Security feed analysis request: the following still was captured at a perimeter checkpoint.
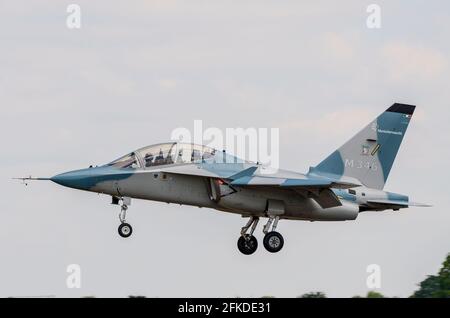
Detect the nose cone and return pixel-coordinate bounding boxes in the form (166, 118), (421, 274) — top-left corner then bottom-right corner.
(51, 166), (134, 192)
(51, 168), (97, 190)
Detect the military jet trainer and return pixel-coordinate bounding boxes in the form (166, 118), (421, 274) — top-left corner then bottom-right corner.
(19, 103), (429, 255)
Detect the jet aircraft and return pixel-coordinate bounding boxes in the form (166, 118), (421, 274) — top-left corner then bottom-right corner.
(19, 104), (429, 255)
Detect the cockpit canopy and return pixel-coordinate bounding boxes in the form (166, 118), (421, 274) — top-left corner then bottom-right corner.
(107, 142), (247, 169)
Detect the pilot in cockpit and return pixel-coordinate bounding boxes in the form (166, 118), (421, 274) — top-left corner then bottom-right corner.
(176, 149), (183, 163)
(154, 149), (165, 165)
(144, 152), (154, 167)
(165, 148), (174, 164)
(122, 152), (139, 169)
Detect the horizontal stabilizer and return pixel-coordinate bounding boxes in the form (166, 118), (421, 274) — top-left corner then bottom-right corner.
(408, 202), (432, 207)
(367, 199), (431, 209)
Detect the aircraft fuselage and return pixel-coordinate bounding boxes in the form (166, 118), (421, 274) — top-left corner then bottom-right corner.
(51, 164), (406, 222)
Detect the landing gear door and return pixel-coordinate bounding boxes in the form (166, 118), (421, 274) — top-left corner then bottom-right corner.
(113, 180), (122, 196)
(266, 199), (285, 216)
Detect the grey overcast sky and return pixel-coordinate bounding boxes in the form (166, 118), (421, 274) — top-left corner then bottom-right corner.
(1, 0), (449, 297)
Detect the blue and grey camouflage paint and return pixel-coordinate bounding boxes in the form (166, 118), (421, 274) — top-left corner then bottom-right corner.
(46, 103), (428, 221)
(311, 103), (415, 190)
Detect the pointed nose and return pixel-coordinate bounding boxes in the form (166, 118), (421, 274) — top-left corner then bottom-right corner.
(51, 168), (96, 190)
(51, 166), (134, 192)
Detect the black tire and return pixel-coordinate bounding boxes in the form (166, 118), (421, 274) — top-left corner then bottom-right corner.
(263, 231), (284, 253)
(237, 235), (258, 255)
(118, 223), (133, 238)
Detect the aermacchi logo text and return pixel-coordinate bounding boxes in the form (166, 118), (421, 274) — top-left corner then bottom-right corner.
(171, 120), (279, 172)
(377, 129), (403, 136)
(370, 122), (403, 136)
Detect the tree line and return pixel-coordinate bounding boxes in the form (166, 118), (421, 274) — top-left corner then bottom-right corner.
(296, 253), (450, 298)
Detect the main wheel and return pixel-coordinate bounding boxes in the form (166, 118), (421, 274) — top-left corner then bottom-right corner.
(237, 235), (258, 255)
(118, 223), (133, 238)
(263, 231), (284, 253)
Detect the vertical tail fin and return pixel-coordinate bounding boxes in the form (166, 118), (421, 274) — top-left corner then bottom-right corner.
(311, 103), (415, 190)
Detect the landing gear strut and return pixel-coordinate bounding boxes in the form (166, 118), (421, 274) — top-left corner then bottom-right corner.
(262, 216), (284, 253)
(237, 217), (259, 255)
(116, 197), (133, 238)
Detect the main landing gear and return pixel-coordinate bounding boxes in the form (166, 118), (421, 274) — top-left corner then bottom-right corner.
(116, 197), (133, 238)
(262, 216), (284, 253)
(237, 216), (284, 255)
(237, 217), (259, 255)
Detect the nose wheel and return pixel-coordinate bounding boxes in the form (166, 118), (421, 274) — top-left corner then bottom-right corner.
(118, 222), (133, 238)
(117, 197), (133, 238)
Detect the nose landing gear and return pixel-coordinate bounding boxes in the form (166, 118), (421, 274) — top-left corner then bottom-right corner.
(116, 197), (133, 238)
(118, 222), (132, 238)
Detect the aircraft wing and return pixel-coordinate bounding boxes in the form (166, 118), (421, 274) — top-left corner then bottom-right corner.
(160, 164), (360, 188)
(230, 175), (358, 189)
(230, 175), (360, 209)
(159, 164), (361, 209)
